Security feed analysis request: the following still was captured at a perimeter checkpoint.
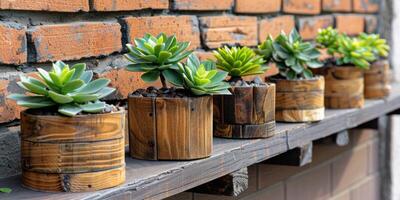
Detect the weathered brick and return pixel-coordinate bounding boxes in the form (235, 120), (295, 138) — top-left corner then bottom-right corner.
(0, 23), (26, 65)
(173, 0), (233, 11)
(0, 0), (89, 12)
(241, 182), (285, 200)
(298, 15), (334, 40)
(91, 0), (168, 11)
(195, 51), (215, 61)
(335, 14), (365, 35)
(235, 0), (281, 13)
(322, 0), (352, 12)
(350, 129), (377, 147)
(286, 164), (331, 200)
(350, 175), (380, 200)
(365, 15), (378, 33)
(353, 0), (379, 13)
(283, 0), (321, 15)
(28, 22), (122, 63)
(123, 16), (201, 49)
(258, 164), (302, 189)
(0, 76), (26, 123)
(200, 15), (258, 49)
(332, 146), (369, 193)
(259, 15), (295, 42)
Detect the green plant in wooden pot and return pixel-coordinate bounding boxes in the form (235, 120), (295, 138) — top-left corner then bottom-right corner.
(258, 29), (325, 122)
(125, 33), (230, 160)
(316, 27), (376, 108)
(358, 33), (391, 99)
(7, 61), (125, 192)
(212, 46), (276, 138)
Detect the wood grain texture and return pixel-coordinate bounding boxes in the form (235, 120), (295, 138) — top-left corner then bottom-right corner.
(21, 138), (125, 173)
(20, 110), (126, 192)
(317, 66), (364, 109)
(21, 111), (125, 142)
(213, 83), (276, 138)
(128, 95), (213, 160)
(274, 77), (325, 122)
(22, 166), (125, 192)
(364, 59), (392, 99)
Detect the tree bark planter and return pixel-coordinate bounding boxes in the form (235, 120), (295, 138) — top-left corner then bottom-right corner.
(316, 66), (364, 109)
(20, 109), (126, 192)
(364, 59), (391, 99)
(272, 77), (325, 122)
(213, 83), (276, 138)
(128, 95), (212, 160)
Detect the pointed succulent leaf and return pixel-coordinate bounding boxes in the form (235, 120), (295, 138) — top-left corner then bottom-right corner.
(62, 79), (85, 93)
(48, 91), (73, 104)
(58, 104), (83, 117)
(141, 70), (160, 82)
(80, 102), (106, 113)
(96, 87), (116, 99)
(162, 69), (183, 86)
(71, 63), (86, 80)
(77, 78), (110, 94)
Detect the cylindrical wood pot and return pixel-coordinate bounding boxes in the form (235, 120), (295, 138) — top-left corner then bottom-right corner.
(213, 83), (276, 138)
(364, 59), (391, 99)
(273, 76), (325, 122)
(20, 110), (126, 192)
(128, 95), (212, 160)
(316, 66), (364, 109)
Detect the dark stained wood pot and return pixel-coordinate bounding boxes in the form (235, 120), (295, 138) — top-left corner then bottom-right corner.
(315, 66), (364, 109)
(364, 59), (391, 99)
(213, 83), (276, 138)
(128, 95), (212, 160)
(273, 76), (325, 122)
(20, 109), (126, 192)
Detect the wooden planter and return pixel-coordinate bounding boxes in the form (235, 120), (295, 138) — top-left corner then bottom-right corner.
(128, 95), (212, 160)
(273, 77), (325, 122)
(213, 84), (276, 138)
(20, 110), (126, 192)
(364, 59), (391, 99)
(316, 66), (364, 109)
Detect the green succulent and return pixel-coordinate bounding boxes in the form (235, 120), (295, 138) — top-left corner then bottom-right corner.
(335, 35), (376, 69)
(213, 46), (267, 79)
(316, 27), (340, 55)
(125, 33), (192, 87)
(8, 61), (115, 117)
(259, 29), (323, 80)
(174, 54), (231, 96)
(358, 33), (390, 58)
(256, 36), (274, 63)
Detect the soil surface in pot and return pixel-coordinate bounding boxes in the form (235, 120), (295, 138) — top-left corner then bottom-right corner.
(131, 87), (195, 98)
(25, 105), (119, 116)
(228, 76), (268, 87)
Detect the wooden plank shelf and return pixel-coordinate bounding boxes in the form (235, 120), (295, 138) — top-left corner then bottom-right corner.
(2, 84), (400, 200)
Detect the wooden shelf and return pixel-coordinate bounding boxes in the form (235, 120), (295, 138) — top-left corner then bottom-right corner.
(2, 84), (400, 200)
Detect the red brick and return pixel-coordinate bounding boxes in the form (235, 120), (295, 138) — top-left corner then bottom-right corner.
(298, 15), (334, 40)
(123, 16), (201, 49)
(195, 51), (215, 61)
(235, 0), (281, 13)
(241, 182), (285, 200)
(0, 0), (89, 12)
(173, 0), (233, 10)
(283, 0), (321, 15)
(0, 75), (28, 123)
(332, 146), (369, 193)
(259, 15), (295, 42)
(365, 15), (378, 33)
(0, 23), (26, 65)
(353, 0), (379, 13)
(350, 175), (380, 200)
(286, 164), (331, 200)
(322, 0), (352, 12)
(200, 15), (257, 49)
(91, 0), (168, 11)
(97, 68), (161, 99)
(335, 14), (365, 35)
(28, 22), (122, 63)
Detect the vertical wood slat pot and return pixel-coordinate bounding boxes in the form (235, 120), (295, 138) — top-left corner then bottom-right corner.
(364, 59), (391, 99)
(213, 83), (276, 138)
(20, 110), (126, 192)
(273, 76), (325, 122)
(128, 95), (212, 160)
(316, 66), (364, 109)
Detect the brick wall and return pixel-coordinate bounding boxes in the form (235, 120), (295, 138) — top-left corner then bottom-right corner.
(0, 0), (380, 125)
(167, 129), (380, 200)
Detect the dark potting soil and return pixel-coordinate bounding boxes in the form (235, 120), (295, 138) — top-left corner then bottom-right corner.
(228, 76), (268, 87)
(131, 87), (194, 98)
(26, 104), (119, 116)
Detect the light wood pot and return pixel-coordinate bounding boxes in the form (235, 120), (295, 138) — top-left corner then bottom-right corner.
(20, 110), (126, 192)
(128, 95), (212, 160)
(273, 76), (325, 122)
(364, 59), (391, 99)
(213, 83), (276, 138)
(321, 66), (364, 108)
